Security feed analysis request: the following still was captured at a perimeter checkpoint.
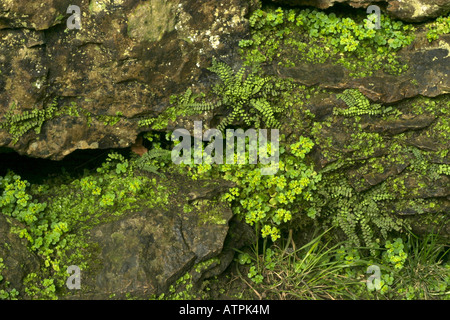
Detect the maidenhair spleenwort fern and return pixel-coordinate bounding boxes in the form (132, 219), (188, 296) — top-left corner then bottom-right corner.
(334, 89), (394, 117)
(134, 148), (172, 177)
(312, 173), (407, 255)
(0, 99), (59, 145)
(186, 58), (283, 131)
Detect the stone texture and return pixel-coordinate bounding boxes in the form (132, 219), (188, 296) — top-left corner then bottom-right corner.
(62, 178), (252, 299)
(272, 33), (450, 104)
(0, 0), (250, 160)
(0, 215), (41, 293)
(270, 0), (450, 22)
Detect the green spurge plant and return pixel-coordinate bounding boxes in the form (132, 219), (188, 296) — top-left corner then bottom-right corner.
(242, 7), (415, 77)
(427, 14), (450, 42)
(186, 58), (284, 131)
(186, 135), (321, 242)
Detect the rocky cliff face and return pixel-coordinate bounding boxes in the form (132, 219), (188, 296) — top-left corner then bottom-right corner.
(0, 0), (250, 159)
(0, 0), (448, 300)
(270, 0), (450, 22)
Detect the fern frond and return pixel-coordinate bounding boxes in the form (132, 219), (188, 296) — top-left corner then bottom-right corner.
(334, 89), (392, 117)
(197, 58), (286, 131)
(135, 148), (171, 176)
(188, 102), (219, 111)
(208, 58), (234, 87)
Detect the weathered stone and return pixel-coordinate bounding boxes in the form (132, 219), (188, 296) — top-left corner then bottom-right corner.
(127, 0), (177, 43)
(0, 215), (40, 293)
(0, 0), (250, 160)
(346, 161), (409, 192)
(62, 178), (239, 299)
(305, 93), (339, 121)
(272, 33), (450, 104)
(402, 174), (450, 199)
(360, 114), (436, 135)
(406, 134), (443, 152)
(270, 0), (450, 22)
(0, 0), (64, 30)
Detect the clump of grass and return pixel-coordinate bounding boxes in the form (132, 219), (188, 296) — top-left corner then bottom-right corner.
(234, 228), (450, 300)
(394, 233), (449, 300)
(235, 229), (366, 300)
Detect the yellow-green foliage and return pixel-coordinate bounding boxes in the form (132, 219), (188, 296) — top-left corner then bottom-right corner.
(0, 151), (172, 299)
(427, 14), (450, 42)
(186, 136), (321, 242)
(241, 7), (415, 77)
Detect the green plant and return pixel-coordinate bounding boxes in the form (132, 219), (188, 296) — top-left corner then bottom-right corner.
(382, 238), (408, 270)
(427, 14), (450, 42)
(96, 152), (130, 175)
(234, 229), (449, 300)
(394, 233), (449, 299)
(310, 172), (406, 255)
(0, 99), (130, 144)
(335, 89), (394, 117)
(0, 258), (20, 300)
(23, 273), (57, 300)
(437, 164), (450, 176)
(154, 258), (218, 300)
(97, 111), (124, 126)
(236, 229), (365, 299)
(186, 58), (284, 131)
(187, 135), (320, 242)
(134, 148), (172, 176)
(242, 7), (415, 77)
(364, 233), (449, 299)
(0, 172), (67, 270)
(0, 147), (176, 299)
(247, 265), (263, 284)
(138, 89), (201, 129)
(0, 99), (59, 144)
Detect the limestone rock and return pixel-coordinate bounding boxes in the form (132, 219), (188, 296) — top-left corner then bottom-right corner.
(62, 177), (247, 299)
(0, 216), (40, 294)
(272, 33), (450, 104)
(0, 0), (250, 160)
(270, 0), (450, 22)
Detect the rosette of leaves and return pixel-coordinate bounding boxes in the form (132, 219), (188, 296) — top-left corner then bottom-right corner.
(186, 58), (283, 131)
